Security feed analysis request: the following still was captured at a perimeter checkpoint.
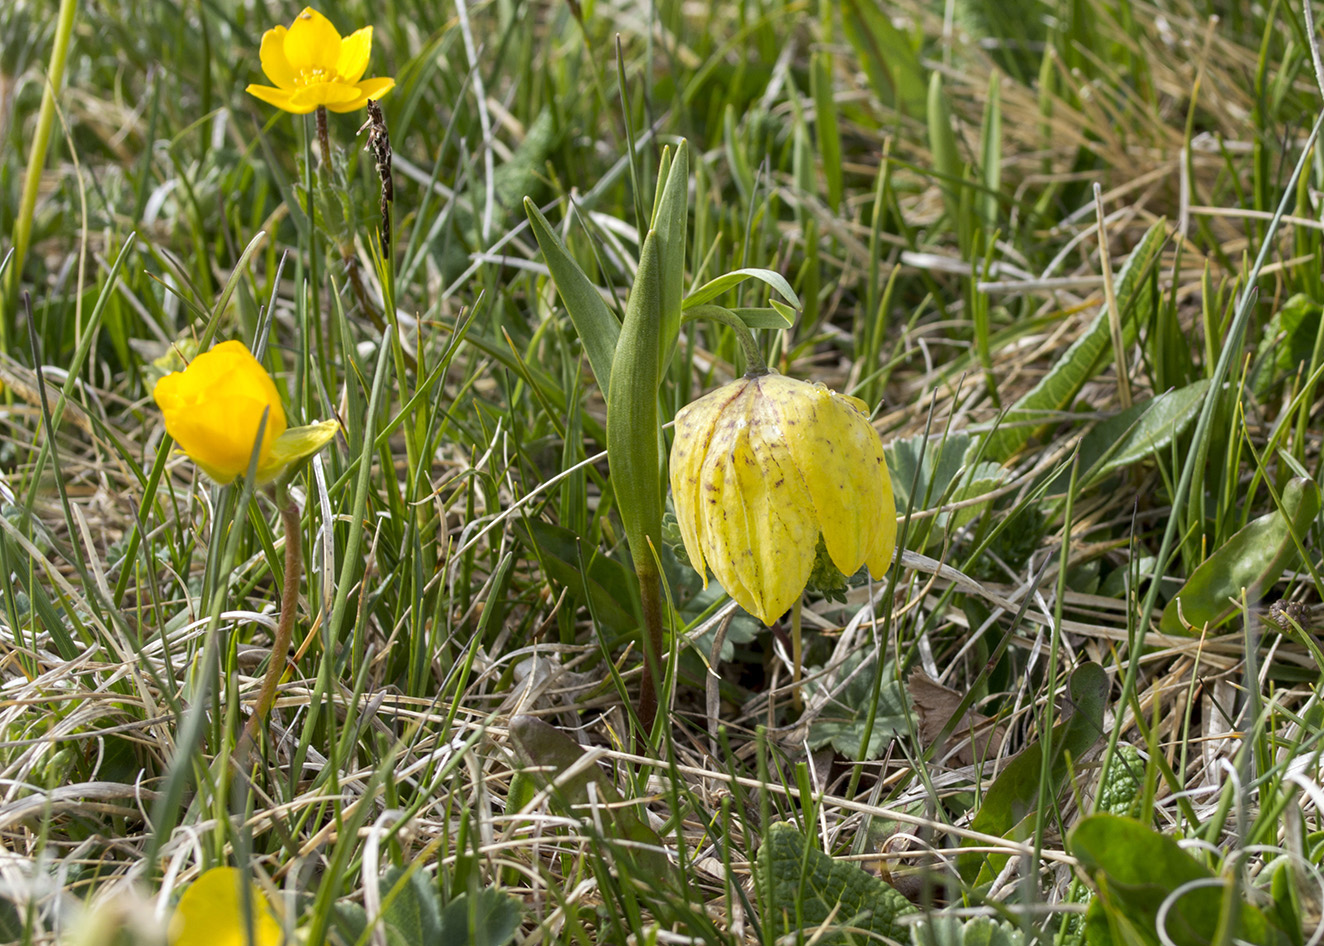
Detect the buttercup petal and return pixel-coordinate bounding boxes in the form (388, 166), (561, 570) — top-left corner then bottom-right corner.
(153, 340), (288, 484)
(322, 76), (395, 113)
(170, 867), (281, 946)
(336, 25), (373, 83)
(283, 6), (342, 76)
(288, 82), (365, 112)
(258, 25), (296, 89)
(245, 83), (305, 113)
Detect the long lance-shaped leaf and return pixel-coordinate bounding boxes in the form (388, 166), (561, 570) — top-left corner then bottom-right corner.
(607, 230), (663, 570)
(524, 197), (621, 398)
(652, 140), (689, 375)
(985, 220), (1167, 460)
(607, 231), (665, 727)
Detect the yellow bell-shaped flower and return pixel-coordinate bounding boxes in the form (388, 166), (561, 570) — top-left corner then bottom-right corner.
(153, 340), (338, 485)
(245, 7), (395, 115)
(170, 866), (282, 946)
(669, 372), (897, 625)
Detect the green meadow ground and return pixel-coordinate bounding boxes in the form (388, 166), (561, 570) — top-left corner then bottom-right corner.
(5, 0), (1324, 942)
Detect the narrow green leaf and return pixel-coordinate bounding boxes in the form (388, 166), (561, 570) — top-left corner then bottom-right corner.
(683, 268), (801, 311)
(524, 197), (621, 399)
(1161, 477), (1320, 635)
(812, 51), (843, 212)
(985, 220), (1168, 460)
(979, 70), (1002, 230)
(685, 303), (793, 331)
(607, 229), (663, 574)
(928, 72), (962, 225)
(840, 0), (928, 117)
(652, 140), (689, 375)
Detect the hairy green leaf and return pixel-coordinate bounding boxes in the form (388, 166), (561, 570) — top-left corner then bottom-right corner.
(760, 822), (917, 944)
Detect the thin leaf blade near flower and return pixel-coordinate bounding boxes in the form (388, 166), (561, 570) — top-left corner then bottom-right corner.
(524, 197), (621, 399)
(683, 267), (801, 311)
(651, 140), (689, 375)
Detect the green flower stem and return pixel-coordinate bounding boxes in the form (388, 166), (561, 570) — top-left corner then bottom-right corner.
(2, 0), (78, 339)
(238, 484), (303, 752)
(680, 307), (767, 376)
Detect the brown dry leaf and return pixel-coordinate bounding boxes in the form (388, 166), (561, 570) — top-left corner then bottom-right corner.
(908, 670), (1005, 767)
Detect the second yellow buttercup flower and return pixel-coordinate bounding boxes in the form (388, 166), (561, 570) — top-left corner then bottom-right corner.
(669, 372), (897, 625)
(153, 340), (338, 485)
(170, 866), (281, 946)
(245, 7), (395, 115)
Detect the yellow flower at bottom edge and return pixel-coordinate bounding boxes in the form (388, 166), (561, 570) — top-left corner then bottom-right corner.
(669, 372), (897, 626)
(245, 7), (396, 115)
(170, 867), (282, 946)
(153, 340), (288, 485)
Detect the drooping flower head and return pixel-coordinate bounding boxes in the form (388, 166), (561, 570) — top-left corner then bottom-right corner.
(245, 7), (395, 115)
(669, 372), (897, 625)
(153, 340), (337, 485)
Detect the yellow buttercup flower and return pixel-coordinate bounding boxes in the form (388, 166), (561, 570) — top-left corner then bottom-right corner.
(245, 7), (395, 115)
(153, 340), (338, 485)
(669, 372), (897, 625)
(170, 866), (282, 946)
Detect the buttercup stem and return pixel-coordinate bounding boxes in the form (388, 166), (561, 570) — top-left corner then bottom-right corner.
(315, 105), (332, 173)
(681, 308), (767, 376)
(239, 485), (303, 750)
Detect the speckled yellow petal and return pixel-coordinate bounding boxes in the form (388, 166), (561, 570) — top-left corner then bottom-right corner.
(336, 26), (373, 83)
(283, 6), (342, 76)
(766, 375), (879, 577)
(258, 26), (296, 89)
(732, 399), (818, 623)
(696, 422), (760, 620)
(863, 460), (897, 579)
(669, 380), (749, 582)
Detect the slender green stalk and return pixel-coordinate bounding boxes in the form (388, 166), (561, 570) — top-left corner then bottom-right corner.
(237, 485), (303, 755)
(2, 0), (78, 338)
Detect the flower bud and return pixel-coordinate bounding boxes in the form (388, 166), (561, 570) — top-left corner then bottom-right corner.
(153, 340), (338, 485)
(669, 372), (896, 625)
